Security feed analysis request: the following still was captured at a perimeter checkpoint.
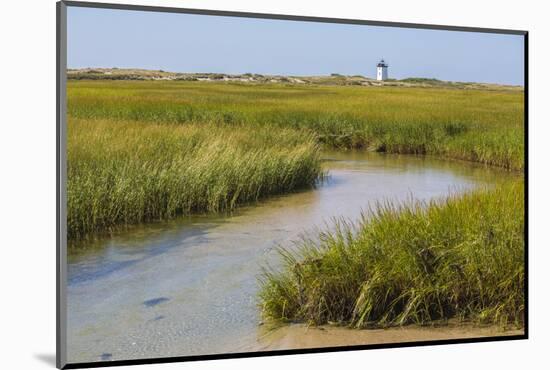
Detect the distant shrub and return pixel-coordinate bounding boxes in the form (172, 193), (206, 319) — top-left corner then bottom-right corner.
(401, 77), (443, 84)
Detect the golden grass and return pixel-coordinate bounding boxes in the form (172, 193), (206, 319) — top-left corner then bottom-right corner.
(68, 80), (524, 170)
(68, 118), (321, 239)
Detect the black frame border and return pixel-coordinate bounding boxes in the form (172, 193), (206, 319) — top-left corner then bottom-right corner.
(56, 1), (529, 369)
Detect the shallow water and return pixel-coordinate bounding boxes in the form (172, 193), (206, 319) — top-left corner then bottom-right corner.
(66, 152), (513, 363)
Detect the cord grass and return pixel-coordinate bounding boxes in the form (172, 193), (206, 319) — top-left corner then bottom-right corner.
(259, 182), (524, 328)
(68, 80), (524, 170)
(68, 118), (322, 240)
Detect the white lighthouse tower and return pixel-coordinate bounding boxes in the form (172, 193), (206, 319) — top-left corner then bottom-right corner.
(376, 59), (389, 81)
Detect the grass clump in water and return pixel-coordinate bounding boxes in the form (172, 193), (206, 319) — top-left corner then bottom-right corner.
(68, 118), (322, 240)
(259, 182), (524, 328)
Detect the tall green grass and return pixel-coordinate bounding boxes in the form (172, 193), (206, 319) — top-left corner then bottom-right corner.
(260, 182), (524, 328)
(68, 80), (524, 170)
(68, 119), (322, 240)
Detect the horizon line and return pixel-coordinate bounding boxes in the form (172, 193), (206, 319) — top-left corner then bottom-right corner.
(66, 66), (525, 87)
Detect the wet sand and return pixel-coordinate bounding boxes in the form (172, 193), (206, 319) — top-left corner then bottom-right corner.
(250, 323), (524, 352)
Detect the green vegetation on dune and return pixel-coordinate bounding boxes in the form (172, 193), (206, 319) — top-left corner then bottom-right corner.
(68, 80), (524, 170)
(68, 119), (322, 240)
(260, 182), (524, 328)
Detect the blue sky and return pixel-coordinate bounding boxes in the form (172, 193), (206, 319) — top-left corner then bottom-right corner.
(67, 7), (524, 85)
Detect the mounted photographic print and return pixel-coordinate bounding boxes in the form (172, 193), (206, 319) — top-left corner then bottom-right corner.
(56, 1), (528, 368)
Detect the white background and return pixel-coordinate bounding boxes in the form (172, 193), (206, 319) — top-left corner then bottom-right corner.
(0, 0), (547, 369)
